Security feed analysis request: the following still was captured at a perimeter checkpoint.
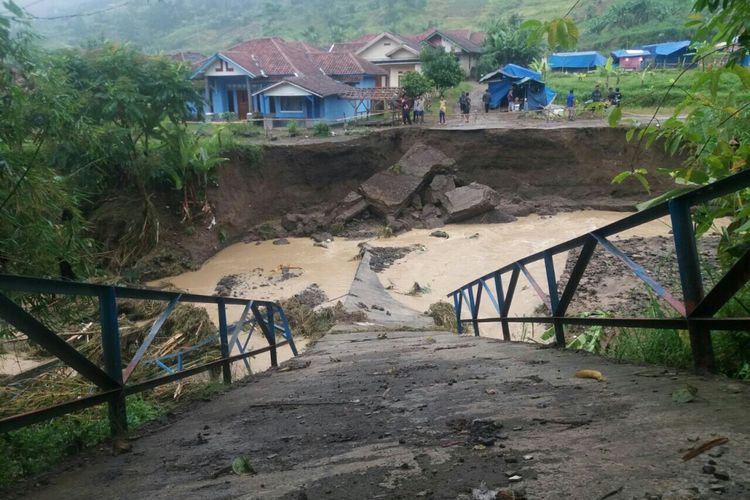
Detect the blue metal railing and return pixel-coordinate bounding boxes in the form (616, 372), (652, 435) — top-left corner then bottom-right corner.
(0, 275), (298, 434)
(449, 169), (750, 373)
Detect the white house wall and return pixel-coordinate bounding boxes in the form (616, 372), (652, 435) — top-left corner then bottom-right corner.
(263, 83), (312, 97)
(359, 36), (416, 61)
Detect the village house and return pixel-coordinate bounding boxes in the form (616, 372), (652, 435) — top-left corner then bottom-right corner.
(640, 40), (694, 67)
(548, 51), (608, 72)
(329, 32), (422, 87)
(190, 37), (386, 123)
(419, 29), (485, 77)
(610, 49), (649, 70)
(330, 29), (486, 85)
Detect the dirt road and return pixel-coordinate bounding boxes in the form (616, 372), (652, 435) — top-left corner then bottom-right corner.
(22, 331), (750, 499)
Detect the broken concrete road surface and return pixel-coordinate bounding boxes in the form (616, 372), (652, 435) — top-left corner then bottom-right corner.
(25, 331), (750, 499)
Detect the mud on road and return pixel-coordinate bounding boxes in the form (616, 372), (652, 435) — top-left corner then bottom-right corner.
(22, 331), (750, 499)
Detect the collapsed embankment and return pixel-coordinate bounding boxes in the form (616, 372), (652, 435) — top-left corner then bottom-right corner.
(102, 127), (681, 279)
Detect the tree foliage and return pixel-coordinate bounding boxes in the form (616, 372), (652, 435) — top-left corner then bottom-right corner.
(419, 46), (464, 93)
(478, 16), (543, 77)
(400, 71), (433, 98)
(610, 0), (750, 262)
(0, 1), (220, 277)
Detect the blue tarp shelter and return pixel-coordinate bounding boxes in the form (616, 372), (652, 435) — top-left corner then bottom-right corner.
(641, 41), (692, 66)
(479, 64), (556, 110)
(548, 51), (607, 71)
(743, 55), (750, 67)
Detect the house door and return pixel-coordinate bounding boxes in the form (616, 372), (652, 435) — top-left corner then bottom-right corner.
(237, 90), (249, 120)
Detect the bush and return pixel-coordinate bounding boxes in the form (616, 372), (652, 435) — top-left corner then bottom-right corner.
(0, 396), (162, 488)
(219, 111), (238, 122)
(287, 121), (300, 137)
(312, 122), (331, 137)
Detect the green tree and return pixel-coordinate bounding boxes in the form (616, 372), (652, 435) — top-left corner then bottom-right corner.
(478, 16), (543, 77)
(0, 1), (95, 277)
(400, 71), (433, 98)
(611, 0), (750, 261)
(420, 46), (464, 93)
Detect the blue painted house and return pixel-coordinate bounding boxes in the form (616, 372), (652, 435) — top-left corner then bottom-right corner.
(549, 51), (607, 72)
(190, 38), (386, 122)
(641, 41), (693, 67)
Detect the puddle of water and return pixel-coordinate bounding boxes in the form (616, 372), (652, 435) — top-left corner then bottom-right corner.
(156, 210), (674, 345)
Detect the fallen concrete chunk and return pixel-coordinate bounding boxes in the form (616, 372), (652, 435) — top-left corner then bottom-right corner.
(424, 174), (456, 206)
(330, 191), (369, 224)
(360, 170), (423, 216)
(443, 183), (500, 222)
(397, 143), (455, 178)
(360, 143), (455, 217)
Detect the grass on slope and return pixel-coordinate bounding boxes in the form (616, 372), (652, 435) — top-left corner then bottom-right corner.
(545, 67), (750, 109)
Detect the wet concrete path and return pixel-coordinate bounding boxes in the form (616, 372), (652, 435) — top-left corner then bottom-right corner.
(21, 331), (750, 499)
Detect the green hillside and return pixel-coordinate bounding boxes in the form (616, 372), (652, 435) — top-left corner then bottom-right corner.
(26, 0), (690, 54)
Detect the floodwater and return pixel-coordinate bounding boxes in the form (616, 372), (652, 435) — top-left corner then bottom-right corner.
(158, 210), (674, 350)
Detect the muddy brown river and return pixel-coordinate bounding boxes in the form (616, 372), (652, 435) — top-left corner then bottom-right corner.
(154, 210), (673, 357)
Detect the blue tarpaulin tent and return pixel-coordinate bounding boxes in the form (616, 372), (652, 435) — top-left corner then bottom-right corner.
(548, 51), (607, 71)
(479, 64), (556, 110)
(641, 41), (692, 66)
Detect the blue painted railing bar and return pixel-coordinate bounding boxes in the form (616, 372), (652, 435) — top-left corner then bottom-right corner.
(449, 169), (750, 373)
(0, 275), (297, 435)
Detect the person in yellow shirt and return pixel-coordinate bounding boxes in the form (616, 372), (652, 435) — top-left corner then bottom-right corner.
(439, 96), (447, 125)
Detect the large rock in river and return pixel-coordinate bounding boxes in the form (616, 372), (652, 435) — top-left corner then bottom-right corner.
(424, 174), (456, 207)
(329, 191), (369, 224)
(443, 183), (500, 222)
(359, 143), (455, 216)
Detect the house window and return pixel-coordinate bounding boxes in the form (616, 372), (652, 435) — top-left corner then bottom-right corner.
(384, 42), (391, 46)
(226, 63), (234, 72)
(215, 61), (223, 72)
(280, 96), (304, 112)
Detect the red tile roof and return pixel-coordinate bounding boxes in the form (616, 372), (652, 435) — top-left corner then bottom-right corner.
(310, 52), (386, 76)
(329, 33), (379, 53)
(194, 37), (385, 97)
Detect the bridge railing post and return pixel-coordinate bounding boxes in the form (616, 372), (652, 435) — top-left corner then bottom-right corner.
(453, 291), (463, 334)
(669, 198), (716, 373)
(98, 287), (127, 436)
(217, 298), (232, 384)
(544, 251), (565, 347)
(267, 305), (278, 368)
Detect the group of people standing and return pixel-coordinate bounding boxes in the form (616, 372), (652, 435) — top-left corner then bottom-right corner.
(591, 84), (622, 107)
(398, 94), (451, 125)
(565, 84), (623, 121)
(399, 95), (426, 125)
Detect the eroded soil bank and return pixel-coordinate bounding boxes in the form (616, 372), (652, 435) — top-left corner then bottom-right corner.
(113, 127), (680, 279)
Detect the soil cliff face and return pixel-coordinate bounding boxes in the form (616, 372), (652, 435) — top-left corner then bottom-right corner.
(211, 127), (678, 232)
(103, 127), (682, 278)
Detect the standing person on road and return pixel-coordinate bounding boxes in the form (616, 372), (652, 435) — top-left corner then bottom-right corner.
(463, 92), (471, 123)
(401, 95), (411, 125)
(566, 89), (576, 121)
(507, 88), (514, 112)
(414, 95), (424, 124)
(482, 89), (491, 113)
(439, 96), (447, 125)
